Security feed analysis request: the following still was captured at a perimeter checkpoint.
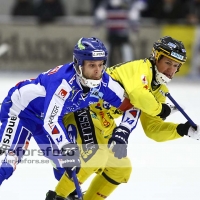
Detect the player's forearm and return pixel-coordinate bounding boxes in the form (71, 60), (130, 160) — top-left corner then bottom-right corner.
(140, 113), (181, 142)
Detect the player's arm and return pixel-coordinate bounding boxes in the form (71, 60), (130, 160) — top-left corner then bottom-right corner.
(43, 80), (73, 148)
(43, 80), (80, 177)
(107, 60), (171, 118)
(141, 111), (200, 142)
(141, 112), (181, 142)
(100, 74), (131, 109)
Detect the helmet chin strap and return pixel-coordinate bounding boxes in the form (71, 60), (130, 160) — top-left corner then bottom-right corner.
(80, 76), (102, 88)
(76, 65), (102, 88)
(154, 65), (171, 85)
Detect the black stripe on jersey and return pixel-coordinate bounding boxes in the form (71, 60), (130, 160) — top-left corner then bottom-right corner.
(74, 107), (99, 162)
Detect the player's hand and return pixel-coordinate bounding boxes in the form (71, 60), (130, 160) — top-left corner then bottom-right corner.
(177, 121), (200, 140)
(157, 103), (171, 119)
(108, 125), (130, 159)
(161, 103), (185, 120)
(60, 143), (81, 178)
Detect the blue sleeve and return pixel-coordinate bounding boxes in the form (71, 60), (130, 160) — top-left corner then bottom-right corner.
(101, 73), (125, 108)
(42, 70), (73, 149)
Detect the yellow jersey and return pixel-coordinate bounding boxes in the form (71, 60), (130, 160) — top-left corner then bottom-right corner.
(107, 59), (182, 141)
(90, 59), (182, 141)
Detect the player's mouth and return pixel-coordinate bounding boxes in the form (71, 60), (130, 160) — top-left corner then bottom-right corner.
(164, 73), (172, 79)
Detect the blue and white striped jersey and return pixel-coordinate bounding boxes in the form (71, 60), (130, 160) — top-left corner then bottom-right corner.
(0, 62), (125, 148)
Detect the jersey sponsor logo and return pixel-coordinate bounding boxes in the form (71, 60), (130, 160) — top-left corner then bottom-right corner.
(74, 108), (98, 162)
(65, 106), (78, 112)
(48, 105), (59, 129)
(141, 75), (148, 90)
(99, 111), (110, 127)
(48, 65), (62, 75)
(1, 116), (17, 150)
(94, 102), (110, 127)
(52, 125), (60, 135)
(97, 192), (107, 199)
(92, 50), (105, 57)
(65, 102), (81, 113)
(90, 88), (103, 99)
(58, 89), (68, 99)
(88, 101), (97, 105)
(141, 75), (148, 84)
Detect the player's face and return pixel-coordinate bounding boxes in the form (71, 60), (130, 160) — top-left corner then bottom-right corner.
(156, 56), (180, 79)
(82, 60), (104, 80)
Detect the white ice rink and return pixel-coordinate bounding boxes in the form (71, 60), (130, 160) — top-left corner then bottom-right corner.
(0, 72), (200, 200)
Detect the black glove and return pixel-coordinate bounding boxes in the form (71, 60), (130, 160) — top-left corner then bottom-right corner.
(157, 103), (171, 119)
(177, 121), (199, 139)
(108, 125), (130, 159)
(61, 143), (81, 178)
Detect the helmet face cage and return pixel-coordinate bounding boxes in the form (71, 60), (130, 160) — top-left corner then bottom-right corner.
(152, 36), (187, 66)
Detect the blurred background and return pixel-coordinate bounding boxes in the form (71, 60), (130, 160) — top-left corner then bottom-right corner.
(0, 0), (200, 79)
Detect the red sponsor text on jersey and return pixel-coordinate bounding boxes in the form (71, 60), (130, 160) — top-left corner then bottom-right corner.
(97, 192), (107, 199)
(48, 65), (62, 75)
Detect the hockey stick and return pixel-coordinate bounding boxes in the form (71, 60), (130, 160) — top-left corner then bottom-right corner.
(72, 169), (83, 199)
(165, 92), (197, 128)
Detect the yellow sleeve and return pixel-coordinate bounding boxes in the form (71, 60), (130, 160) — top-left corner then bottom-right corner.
(140, 112), (182, 142)
(140, 84), (182, 142)
(107, 59), (162, 116)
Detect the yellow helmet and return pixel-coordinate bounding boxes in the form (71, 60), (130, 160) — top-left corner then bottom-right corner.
(152, 36), (187, 65)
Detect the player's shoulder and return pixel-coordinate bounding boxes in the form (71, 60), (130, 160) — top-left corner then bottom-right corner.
(123, 59), (151, 71)
(101, 71), (111, 84)
(56, 62), (76, 80)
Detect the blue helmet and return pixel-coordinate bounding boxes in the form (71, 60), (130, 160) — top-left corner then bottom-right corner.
(73, 37), (108, 66)
(73, 37), (108, 88)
